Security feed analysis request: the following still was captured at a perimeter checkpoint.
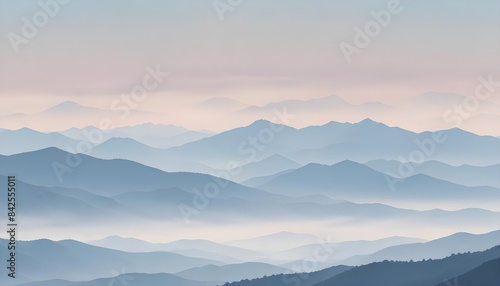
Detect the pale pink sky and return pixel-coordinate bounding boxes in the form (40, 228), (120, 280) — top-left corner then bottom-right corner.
(1, 0), (499, 132)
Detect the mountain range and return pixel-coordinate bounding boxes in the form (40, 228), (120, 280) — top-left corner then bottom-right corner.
(0, 101), (156, 131)
(366, 159), (500, 189)
(224, 246), (500, 286)
(0, 238), (222, 285)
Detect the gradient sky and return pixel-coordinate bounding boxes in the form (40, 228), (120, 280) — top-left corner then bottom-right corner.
(1, 0), (499, 126)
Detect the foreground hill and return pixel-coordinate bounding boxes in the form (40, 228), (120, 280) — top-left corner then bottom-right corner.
(220, 265), (353, 286)
(341, 230), (500, 265)
(224, 246), (500, 286)
(175, 262), (289, 283)
(437, 257), (500, 286)
(18, 273), (217, 286)
(0, 238), (221, 284)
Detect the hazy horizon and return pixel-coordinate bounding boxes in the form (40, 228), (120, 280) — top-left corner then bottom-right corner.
(1, 1), (499, 285)
(1, 0), (500, 134)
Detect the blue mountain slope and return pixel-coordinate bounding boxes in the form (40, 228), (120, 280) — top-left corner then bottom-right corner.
(340, 230), (500, 265)
(0, 238), (222, 283)
(258, 160), (500, 203)
(0, 148), (285, 201)
(0, 128), (78, 155)
(437, 257), (500, 286)
(18, 273), (217, 286)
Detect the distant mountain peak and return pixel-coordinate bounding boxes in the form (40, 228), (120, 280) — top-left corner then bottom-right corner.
(329, 160), (373, 171)
(95, 137), (160, 151)
(335, 159), (361, 166)
(24, 146), (66, 155)
(42, 101), (101, 114)
(132, 122), (181, 128)
(258, 154), (298, 164)
(49, 101), (85, 109)
(298, 160), (372, 174)
(357, 118), (382, 125)
(302, 162), (327, 168)
(321, 94), (349, 103)
(246, 119), (288, 129)
(250, 118), (272, 124)
(103, 137), (142, 144)
(11, 127), (38, 133)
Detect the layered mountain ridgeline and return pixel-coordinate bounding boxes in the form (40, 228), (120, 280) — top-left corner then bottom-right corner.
(224, 246), (500, 286)
(89, 230), (500, 269)
(254, 160), (500, 205)
(2, 172), (499, 232)
(339, 230), (500, 265)
(0, 238), (290, 286)
(0, 238), (221, 284)
(3, 148), (500, 221)
(6, 239), (500, 286)
(365, 159), (500, 189)
(1, 120), (499, 285)
(1, 147), (500, 250)
(18, 273), (217, 286)
(3, 119), (500, 172)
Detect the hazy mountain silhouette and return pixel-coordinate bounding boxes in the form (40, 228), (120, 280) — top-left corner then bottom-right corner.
(152, 119), (500, 171)
(234, 96), (393, 123)
(40, 101), (113, 116)
(257, 160), (500, 204)
(366, 159), (500, 189)
(0, 128), (78, 155)
(11, 119), (500, 174)
(175, 262), (289, 283)
(0, 238), (222, 283)
(226, 246), (500, 286)
(90, 137), (214, 173)
(163, 119), (299, 169)
(227, 232), (318, 253)
(2, 150), (499, 230)
(340, 230), (500, 265)
(241, 169), (295, 188)
(264, 236), (426, 265)
(0, 101), (156, 130)
(162, 119), (412, 169)
(0, 175), (136, 223)
(224, 154), (302, 182)
(313, 246), (500, 286)
(222, 265), (353, 286)
(0, 147), (280, 199)
(17, 273), (217, 286)
(59, 123), (213, 149)
(90, 236), (263, 263)
(289, 126), (500, 166)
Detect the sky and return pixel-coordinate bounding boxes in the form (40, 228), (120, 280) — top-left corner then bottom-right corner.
(1, 0), (499, 132)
